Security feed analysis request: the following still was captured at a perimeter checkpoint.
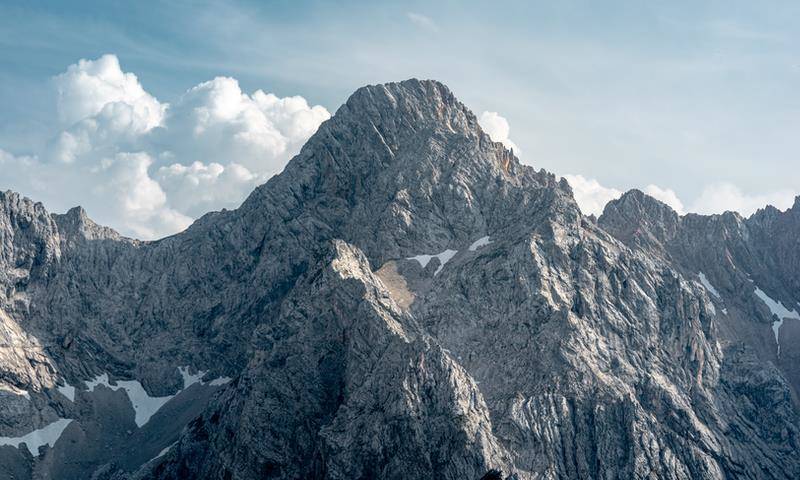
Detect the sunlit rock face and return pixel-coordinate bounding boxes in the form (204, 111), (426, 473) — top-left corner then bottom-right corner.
(2, 80), (800, 479)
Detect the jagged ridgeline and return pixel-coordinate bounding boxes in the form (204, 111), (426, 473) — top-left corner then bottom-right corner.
(1, 79), (800, 479)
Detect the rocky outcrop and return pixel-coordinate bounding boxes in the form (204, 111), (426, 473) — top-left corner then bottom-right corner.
(600, 190), (800, 363)
(1, 79), (799, 479)
(600, 189), (800, 462)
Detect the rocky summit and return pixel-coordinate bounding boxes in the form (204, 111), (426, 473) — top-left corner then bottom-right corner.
(1, 79), (799, 479)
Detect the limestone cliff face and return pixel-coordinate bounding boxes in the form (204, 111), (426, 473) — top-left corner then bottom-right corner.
(600, 191), (800, 464)
(1, 80), (799, 479)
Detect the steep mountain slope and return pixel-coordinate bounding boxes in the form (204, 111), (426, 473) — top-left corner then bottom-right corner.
(1, 80), (799, 479)
(600, 189), (800, 400)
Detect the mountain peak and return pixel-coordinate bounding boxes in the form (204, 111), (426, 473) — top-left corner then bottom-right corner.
(618, 188), (677, 212)
(600, 188), (680, 224)
(238, 79), (575, 266)
(53, 206), (123, 242)
(333, 78), (481, 139)
(347, 79), (459, 110)
(598, 188), (681, 252)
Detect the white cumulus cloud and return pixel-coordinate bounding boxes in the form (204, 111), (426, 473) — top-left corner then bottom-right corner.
(156, 161), (258, 218)
(0, 54), (330, 240)
(483, 109), (796, 219)
(565, 175), (794, 219)
(91, 152), (193, 239)
(55, 54), (166, 133)
(1, 148), (191, 240)
(642, 184), (685, 214)
(562, 174), (623, 217)
(479, 111), (519, 153)
(163, 76), (330, 175)
(563, 175), (686, 216)
(690, 182), (796, 217)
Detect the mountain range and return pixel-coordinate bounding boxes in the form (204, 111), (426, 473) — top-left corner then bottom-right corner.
(1, 79), (799, 479)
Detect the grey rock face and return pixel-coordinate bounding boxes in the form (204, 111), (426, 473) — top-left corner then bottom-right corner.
(1, 79), (799, 479)
(599, 190), (800, 363)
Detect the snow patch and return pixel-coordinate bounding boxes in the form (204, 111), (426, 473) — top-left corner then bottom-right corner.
(433, 250), (457, 275)
(208, 377), (232, 386)
(697, 272), (723, 315)
(178, 366), (206, 388)
(407, 254), (435, 269)
(754, 287), (800, 356)
(154, 441), (177, 461)
(57, 382), (75, 402)
(84, 374), (109, 392)
(408, 249), (458, 276)
(116, 380), (174, 428)
(697, 272), (721, 299)
(468, 236), (493, 251)
(85, 374), (173, 427)
(83, 368), (232, 428)
(145, 440), (178, 465)
(0, 418), (73, 456)
(179, 366), (231, 388)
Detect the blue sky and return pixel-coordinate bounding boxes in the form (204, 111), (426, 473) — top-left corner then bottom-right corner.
(1, 0), (798, 237)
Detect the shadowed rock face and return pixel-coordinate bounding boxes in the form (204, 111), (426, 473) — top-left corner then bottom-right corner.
(1, 79), (799, 479)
